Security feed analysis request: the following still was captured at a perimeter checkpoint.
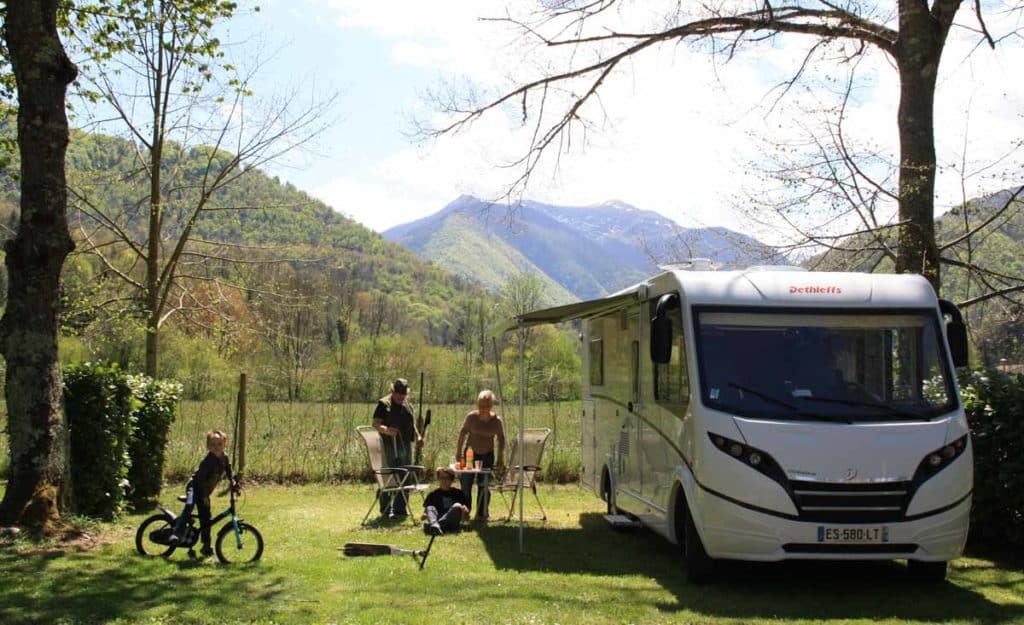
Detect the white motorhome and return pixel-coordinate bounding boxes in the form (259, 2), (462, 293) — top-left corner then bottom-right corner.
(515, 265), (972, 582)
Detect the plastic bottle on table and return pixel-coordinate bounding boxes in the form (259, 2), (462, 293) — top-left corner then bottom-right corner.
(465, 447), (474, 469)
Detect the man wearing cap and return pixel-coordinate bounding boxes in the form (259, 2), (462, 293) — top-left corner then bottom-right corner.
(371, 378), (423, 516)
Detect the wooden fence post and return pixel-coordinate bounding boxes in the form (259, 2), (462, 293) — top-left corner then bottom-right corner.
(237, 372), (247, 474)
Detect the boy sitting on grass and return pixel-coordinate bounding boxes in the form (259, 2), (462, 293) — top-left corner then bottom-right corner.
(170, 429), (238, 556)
(421, 466), (470, 536)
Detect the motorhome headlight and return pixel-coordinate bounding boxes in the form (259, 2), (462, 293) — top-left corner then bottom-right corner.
(911, 434), (970, 488)
(707, 433), (787, 489)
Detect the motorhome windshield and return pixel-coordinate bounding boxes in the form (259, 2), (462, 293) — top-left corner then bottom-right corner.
(695, 308), (957, 422)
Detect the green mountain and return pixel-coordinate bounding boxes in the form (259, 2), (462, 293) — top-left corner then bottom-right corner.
(385, 195), (778, 301)
(417, 210), (575, 307)
(0, 130), (486, 347)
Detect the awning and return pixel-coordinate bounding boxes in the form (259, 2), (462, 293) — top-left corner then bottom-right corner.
(494, 287), (640, 554)
(494, 290), (639, 335)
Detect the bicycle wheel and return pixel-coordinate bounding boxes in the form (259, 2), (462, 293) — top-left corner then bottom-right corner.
(136, 513), (177, 557)
(215, 521), (264, 563)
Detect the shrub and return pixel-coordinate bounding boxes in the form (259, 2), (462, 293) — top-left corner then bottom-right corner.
(64, 362), (138, 520)
(127, 375), (182, 507)
(960, 368), (1024, 550)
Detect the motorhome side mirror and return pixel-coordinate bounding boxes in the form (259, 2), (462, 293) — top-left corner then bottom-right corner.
(939, 299), (969, 368)
(946, 322), (969, 368)
(651, 315), (672, 364)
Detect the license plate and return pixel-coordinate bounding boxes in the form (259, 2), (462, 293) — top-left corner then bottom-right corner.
(817, 526), (889, 543)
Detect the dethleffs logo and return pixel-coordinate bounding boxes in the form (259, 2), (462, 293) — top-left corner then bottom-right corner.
(789, 285), (843, 294)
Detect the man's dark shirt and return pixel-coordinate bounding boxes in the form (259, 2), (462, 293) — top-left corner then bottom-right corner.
(372, 396), (416, 445)
(192, 451), (233, 499)
(423, 486), (470, 515)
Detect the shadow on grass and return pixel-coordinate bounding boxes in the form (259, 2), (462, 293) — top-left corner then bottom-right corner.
(0, 547), (291, 625)
(966, 541), (1024, 572)
(361, 514), (421, 530)
(479, 513), (1024, 624)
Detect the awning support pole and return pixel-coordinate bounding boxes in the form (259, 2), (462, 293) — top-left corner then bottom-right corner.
(492, 337), (505, 416)
(518, 318), (526, 555)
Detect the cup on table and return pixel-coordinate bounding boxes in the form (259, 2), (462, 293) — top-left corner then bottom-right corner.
(455, 460), (463, 470)
(474, 460), (483, 471)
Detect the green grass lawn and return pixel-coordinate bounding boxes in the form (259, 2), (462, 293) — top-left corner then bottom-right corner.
(1, 483), (1023, 625)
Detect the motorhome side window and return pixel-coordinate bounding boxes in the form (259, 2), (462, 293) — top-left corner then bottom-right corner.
(654, 306), (688, 405)
(589, 338), (604, 386)
(630, 341), (639, 404)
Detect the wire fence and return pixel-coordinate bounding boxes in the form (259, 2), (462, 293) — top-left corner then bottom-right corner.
(162, 399), (582, 483)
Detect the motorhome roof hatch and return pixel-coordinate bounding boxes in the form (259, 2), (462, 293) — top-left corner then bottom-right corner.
(659, 258), (718, 272)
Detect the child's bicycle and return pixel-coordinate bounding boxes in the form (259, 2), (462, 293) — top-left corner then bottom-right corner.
(135, 483), (264, 563)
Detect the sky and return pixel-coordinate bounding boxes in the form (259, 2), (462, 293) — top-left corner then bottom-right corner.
(214, 0), (1024, 241)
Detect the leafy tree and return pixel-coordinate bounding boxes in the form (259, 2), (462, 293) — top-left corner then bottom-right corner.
(431, 1), (1019, 294)
(812, 185), (1024, 344)
(251, 263), (326, 401)
(500, 272), (546, 348)
(68, 0), (332, 376)
(0, 0), (77, 530)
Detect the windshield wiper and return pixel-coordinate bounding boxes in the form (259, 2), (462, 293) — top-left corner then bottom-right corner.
(796, 395), (929, 421)
(726, 383), (851, 423)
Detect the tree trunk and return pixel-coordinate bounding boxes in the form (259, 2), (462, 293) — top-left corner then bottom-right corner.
(144, 131), (163, 380)
(894, 1), (958, 295)
(143, 11), (166, 379)
(0, 0), (77, 531)
(145, 309), (159, 377)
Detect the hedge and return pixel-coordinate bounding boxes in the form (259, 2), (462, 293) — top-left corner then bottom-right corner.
(126, 375), (182, 507)
(960, 368), (1024, 550)
(63, 362), (180, 519)
(64, 362), (137, 520)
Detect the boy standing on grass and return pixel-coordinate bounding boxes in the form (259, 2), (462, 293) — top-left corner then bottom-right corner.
(421, 466), (470, 536)
(171, 429), (238, 557)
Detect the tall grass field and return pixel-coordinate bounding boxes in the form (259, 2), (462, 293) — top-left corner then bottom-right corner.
(0, 400), (582, 483)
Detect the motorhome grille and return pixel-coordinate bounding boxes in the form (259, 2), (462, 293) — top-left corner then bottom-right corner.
(782, 543), (917, 555)
(618, 431), (629, 456)
(788, 480), (911, 523)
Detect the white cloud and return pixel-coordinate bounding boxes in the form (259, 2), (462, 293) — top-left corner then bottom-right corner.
(323, 0), (527, 83)
(313, 0), (1024, 240)
(312, 109), (537, 230)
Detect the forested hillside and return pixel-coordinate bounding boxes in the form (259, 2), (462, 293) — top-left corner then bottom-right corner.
(0, 130), (581, 404)
(813, 186), (1024, 364)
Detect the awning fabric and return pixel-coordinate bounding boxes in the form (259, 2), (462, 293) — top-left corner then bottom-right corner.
(494, 290), (639, 335)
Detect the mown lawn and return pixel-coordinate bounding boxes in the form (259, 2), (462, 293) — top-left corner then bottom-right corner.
(1, 483), (1023, 625)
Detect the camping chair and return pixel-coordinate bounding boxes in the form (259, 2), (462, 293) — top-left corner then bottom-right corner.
(356, 425), (427, 525)
(490, 428), (551, 522)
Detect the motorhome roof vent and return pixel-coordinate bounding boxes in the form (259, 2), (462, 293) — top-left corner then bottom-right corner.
(659, 258), (718, 272)
(745, 265), (807, 272)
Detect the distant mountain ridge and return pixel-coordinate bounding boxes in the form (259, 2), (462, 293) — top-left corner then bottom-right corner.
(385, 195), (776, 302)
